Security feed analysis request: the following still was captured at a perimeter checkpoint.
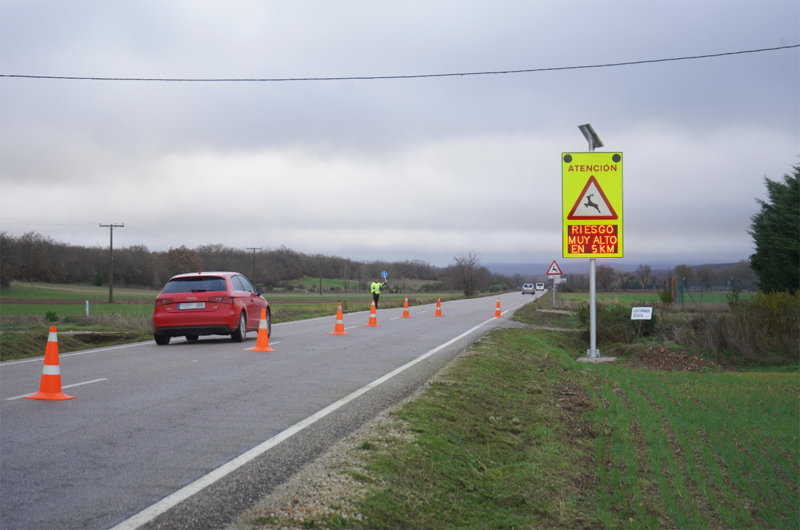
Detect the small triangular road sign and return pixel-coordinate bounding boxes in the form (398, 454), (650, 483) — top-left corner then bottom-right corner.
(546, 260), (563, 276)
(567, 175), (618, 220)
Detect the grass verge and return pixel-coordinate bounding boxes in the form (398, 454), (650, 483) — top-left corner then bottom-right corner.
(244, 296), (799, 529)
(1, 328), (152, 362)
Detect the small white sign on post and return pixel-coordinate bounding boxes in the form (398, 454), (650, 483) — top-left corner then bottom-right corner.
(631, 307), (652, 320)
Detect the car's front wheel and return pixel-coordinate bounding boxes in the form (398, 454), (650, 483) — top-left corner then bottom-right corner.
(154, 333), (170, 346)
(231, 312), (247, 342)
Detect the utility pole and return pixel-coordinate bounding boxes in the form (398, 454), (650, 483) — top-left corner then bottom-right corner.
(412, 259), (423, 282)
(317, 255), (326, 296)
(246, 247), (262, 282)
(99, 223), (124, 303)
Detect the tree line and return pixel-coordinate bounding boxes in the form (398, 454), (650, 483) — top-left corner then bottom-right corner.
(0, 232), (517, 294)
(559, 260), (758, 293)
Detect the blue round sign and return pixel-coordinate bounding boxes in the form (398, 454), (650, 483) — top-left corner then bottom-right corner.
(381, 271), (388, 278)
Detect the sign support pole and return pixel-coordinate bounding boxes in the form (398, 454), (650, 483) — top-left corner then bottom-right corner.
(585, 134), (600, 358)
(565, 124), (620, 359)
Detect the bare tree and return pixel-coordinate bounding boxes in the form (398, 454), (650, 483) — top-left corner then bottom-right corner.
(616, 270), (634, 290)
(673, 264), (694, 284)
(596, 264), (616, 291)
(0, 231), (18, 289)
(637, 264), (652, 290)
(453, 251), (481, 296)
(696, 265), (717, 290)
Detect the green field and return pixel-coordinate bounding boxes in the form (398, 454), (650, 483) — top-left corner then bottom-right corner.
(1, 281), (159, 300)
(0, 281), (458, 320)
(557, 290), (754, 306)
(287, 276), (436, 293)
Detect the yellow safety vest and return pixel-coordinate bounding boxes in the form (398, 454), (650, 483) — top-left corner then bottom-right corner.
(371, 281), (383, 294)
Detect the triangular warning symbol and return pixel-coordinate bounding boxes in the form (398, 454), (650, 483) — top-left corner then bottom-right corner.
(567, 176), (618, 220)
(547, 260), (563, 275)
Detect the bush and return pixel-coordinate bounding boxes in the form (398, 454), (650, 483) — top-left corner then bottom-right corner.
(576, 303), (656, 344)
(675, 291), (800, 363)
(94, 272), (104, 287)
(44, 311), (59, 323)
(488, 283), (509, 293)
(419, 283), (437, 293)
(657, 289), (673, 308)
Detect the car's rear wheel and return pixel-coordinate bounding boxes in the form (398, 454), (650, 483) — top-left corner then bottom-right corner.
(154, 333), (170, 346)
(231, 312), (247, 342)
(185, 335), (199, 341)
(266, 310), (272, 338)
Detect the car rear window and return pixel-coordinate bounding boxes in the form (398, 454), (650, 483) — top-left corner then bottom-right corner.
(161, 277), (227, 293)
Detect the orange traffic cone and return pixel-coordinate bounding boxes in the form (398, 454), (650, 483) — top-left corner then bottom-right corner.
(365, 300), (380, 327)
(401, 297), (411, 318)
(494, 297), (502, 317)
(250, 308), (275, 352)
(331, 302), (348, 335)
(434, 297), (444, 317)
(26, 327), (75, 401)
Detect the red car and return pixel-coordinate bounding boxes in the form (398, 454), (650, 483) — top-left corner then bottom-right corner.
(152, 271), (270, 345)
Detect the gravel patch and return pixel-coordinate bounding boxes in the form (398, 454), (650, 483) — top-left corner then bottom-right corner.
(225, 388), (420, 530)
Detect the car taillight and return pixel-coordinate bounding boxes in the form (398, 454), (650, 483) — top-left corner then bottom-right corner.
(208, 296), (232, 304)
(155, 298), (173, 307)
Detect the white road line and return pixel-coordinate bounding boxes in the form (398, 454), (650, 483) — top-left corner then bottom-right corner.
(6, 378), (108, 401)
(109, 316), (497, 530)
(1, 342), (146, 367)
(344, 326), (357, 330)
(390, 317), (399, 320)
(243, 342), (281, 350)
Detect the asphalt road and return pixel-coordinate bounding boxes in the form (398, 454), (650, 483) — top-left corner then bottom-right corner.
(0, 291), (543, 530)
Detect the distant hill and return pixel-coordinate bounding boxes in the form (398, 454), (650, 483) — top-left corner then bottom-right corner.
(485, 262), (742, 277)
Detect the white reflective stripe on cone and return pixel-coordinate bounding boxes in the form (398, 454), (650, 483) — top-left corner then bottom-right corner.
(43, 365), (61, 375)
(259, 320), (268, 329)
(48, 331), (58, 342)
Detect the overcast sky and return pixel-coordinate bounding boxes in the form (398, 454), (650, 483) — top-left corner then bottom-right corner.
(1, 1), (798, 270)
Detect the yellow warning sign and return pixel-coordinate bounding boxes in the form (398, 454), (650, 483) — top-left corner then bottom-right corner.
(562, 152), (623, 258)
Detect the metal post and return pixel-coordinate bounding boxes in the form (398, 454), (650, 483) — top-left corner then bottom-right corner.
(586, 135), (599, 358)
(588, 258), (599, 357)
(553, 277), (557, 306)
(576, 123), (604, 358)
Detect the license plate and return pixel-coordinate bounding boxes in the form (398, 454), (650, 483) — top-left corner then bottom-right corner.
(178, 302), (205, 310)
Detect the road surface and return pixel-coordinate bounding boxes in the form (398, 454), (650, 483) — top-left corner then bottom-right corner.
(1, 291), (543, 529)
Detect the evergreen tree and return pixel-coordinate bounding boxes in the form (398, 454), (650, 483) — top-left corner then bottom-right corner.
(748, 164), (799, 294)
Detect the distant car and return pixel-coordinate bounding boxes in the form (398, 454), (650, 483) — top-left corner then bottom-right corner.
(152, 272), (270, 345)
(522, 283), (535, 295)
(535, 283), (545, 291)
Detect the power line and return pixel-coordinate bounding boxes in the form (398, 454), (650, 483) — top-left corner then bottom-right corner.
(1, 45), (796, 83)
(0, 217), (96, 226)
(124, 226), (198, 248)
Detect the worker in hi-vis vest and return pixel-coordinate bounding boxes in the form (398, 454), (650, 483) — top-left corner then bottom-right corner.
(370, 277), (387, 309)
